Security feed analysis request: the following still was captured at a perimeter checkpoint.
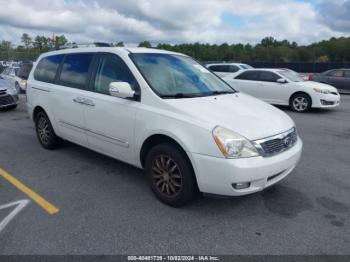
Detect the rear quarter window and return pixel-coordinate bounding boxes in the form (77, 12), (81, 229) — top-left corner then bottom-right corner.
(34, 55), (64, 83)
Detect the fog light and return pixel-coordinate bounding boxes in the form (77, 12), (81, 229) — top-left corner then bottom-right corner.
(232, 182), (251, 190)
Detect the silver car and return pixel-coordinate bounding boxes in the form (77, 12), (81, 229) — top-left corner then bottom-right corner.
(0, 77), (18, 110)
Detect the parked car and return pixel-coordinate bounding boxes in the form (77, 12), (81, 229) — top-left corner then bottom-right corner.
(311, 69), (350, 94)
(0, 66), (21, 93)
(206, 63), (253, 78)
(0, 76), (19, 110)
(27, 47), (302, 206)
(223, 68), (340, 112)
(16, 62), (33, 93)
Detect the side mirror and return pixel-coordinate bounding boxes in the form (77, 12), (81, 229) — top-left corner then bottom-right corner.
(277, 78), (287, 84)
(109, 82), (135, 99)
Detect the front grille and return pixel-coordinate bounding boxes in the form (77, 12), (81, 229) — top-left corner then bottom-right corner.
(0, 95), (15, 106)
(0, 90), (6, 96)
(254, 128), (297, 157)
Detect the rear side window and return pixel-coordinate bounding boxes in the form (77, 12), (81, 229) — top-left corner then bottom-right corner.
(258, 71), (280, 82)
(94, 54), (137, 95)
(235, 71), (260, 81)
(209, 65), (230, 73)
(59, 53), (94, 89)
(34, 55), (64, 83)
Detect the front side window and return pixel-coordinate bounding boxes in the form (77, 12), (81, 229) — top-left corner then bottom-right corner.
(235, 71), (260, 81)
(258, 71), (280, 82)
(278, 70), (303, 82)
(94, 54), (137, 95)
(34, 55), (64, 83)
(59, 53), (94, 89)
(327, 70), (344, 78)
(240, 64), (253, 69)
(131, 53), (235, 98)
(229, 65), (239, 73)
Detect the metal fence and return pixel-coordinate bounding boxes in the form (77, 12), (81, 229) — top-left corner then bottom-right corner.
(205, 61), (350, 73)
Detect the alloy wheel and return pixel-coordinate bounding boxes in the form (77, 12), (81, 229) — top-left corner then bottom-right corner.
(293, 97), (308, 112)
(151, 154), (183, 197)
(37, 116), (51, 145)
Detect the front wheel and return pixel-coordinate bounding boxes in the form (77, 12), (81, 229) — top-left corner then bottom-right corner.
(145, 143), (197, 207)
(290, 93), (311, 112)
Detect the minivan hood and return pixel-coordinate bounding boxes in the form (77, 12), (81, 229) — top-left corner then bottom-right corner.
(296, 81), (338, 92)
(165, 93), (294, 140)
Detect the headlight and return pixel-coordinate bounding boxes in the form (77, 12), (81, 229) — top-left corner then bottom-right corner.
(212, 126), (259, 158)
(6, 86), (17, 95)
(313, 88), (330, 94)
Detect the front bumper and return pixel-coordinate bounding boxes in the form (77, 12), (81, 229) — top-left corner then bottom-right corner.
(190, 138), (302, 196)
(0, 94), (18, 108)
(312, 93), (340, 108)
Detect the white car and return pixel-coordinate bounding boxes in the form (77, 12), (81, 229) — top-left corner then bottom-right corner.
(206, 63), (253, 78)
(27, 47), (302, 206)
(0, 77), (19, 109)
(224, 69), (341, 112)
(0, 66), (21, 93)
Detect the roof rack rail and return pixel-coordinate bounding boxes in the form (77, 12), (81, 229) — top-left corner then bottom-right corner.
(58, 42), (113, 50)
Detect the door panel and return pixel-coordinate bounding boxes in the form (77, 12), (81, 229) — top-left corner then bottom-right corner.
(52, 85), (89, 146)
(84, 94), (139, 163)
(84, 53), (140, 164)
(51, 53), (95, 146)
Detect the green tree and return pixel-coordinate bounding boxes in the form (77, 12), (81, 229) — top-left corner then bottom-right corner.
(138, 41), (152, 48)
(115, 41), (124, 47)
(21, 33), (32, 49)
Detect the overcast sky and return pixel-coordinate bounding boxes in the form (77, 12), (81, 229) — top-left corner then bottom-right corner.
(0, 0), (349, 46)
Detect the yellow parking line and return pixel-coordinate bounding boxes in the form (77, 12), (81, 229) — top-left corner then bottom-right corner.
(0, 168), (59, 215)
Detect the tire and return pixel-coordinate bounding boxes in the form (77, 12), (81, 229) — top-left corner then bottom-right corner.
(34, 111), (61, 149)
(290, 93), (311, 112)
(145, 143), (197, 207)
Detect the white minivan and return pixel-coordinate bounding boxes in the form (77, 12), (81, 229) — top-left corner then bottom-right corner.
(27, 47), (302, 206)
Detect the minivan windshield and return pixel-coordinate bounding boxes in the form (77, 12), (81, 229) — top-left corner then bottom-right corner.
(130, 53), (235, 98)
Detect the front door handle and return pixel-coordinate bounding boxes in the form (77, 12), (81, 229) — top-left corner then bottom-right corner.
(83, 99), (95, 107)
(73, 97), (85, 104)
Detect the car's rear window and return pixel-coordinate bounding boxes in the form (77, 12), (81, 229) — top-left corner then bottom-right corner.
(18, 63), (33, 80)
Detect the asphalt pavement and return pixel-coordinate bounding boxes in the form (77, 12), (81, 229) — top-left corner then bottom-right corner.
(0, 95), (349, 255)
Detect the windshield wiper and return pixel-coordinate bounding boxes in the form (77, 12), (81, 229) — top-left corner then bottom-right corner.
(210, 90), (236, 96)
(161, 93), (205, 99)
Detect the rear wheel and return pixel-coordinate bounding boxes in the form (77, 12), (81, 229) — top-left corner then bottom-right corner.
(34, 111), (61, 149)
(290, 93), (311, 112)
(145, 143), (197, 207)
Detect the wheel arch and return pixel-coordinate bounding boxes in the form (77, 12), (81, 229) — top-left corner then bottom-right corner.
(139, 133), (200, 191)
(289, 91), (313, 107)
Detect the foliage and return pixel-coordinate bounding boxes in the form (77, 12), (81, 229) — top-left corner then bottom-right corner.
(1, 34), (350, 63)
